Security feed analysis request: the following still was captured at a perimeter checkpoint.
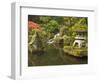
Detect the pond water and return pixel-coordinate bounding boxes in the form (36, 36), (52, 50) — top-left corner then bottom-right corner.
(28, 45), (87, 66)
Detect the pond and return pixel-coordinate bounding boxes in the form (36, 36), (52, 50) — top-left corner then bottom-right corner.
(28, 45), (87, 66)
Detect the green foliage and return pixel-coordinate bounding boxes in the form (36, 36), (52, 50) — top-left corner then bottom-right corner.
(28, 16), (88, 49)
(28, 29), (49, 55)
(71, 18), (88, 31)
(39, 16), (60, 33)
(40, 16), (51, 23)
(62, 35), (70, 46)
(46, 20), (59, 32)
(28, 15), (88, 61)
(60, 26), (69, 36)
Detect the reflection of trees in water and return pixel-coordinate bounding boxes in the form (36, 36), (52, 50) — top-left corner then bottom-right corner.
(28, 44), (87, 66)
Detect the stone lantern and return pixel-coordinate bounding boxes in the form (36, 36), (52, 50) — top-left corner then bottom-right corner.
(73, 30), (87, 48)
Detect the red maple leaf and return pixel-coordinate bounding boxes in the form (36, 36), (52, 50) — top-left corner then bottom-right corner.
(28, 21), (41, 30)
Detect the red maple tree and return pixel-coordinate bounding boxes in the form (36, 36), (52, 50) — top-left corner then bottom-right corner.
(28, 21), (41, 30)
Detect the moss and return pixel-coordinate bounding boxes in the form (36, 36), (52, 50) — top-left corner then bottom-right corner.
(63, 46), (87, 57)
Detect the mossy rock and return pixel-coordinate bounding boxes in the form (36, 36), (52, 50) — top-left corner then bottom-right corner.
(63, 46), (87, 57)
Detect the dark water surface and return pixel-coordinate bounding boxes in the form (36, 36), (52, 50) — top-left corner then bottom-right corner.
(28, 45), (87, 66)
